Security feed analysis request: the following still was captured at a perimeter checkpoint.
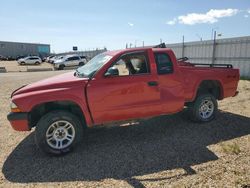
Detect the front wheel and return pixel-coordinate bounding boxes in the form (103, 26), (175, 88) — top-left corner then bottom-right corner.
(35, 111), (84, 155)
(188, 94), (217, 122)
(79, 62), (84, 66)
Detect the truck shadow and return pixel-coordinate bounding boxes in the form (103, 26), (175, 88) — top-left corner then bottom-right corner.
(2, 110), (250, 186)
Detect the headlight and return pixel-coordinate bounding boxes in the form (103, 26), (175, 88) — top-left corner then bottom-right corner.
(10, 101), (21, 112)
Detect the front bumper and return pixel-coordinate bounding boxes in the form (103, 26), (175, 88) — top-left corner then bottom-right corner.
(7, 112), (30, 131)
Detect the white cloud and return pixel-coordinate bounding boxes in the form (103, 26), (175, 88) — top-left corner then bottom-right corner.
(248, 10), (250, 14)
(179, 9), (238, 25)
(166, 18), (177, 25)
(244, 14), (249, 18)
(128, 22), (134, 27)
(167, 9), (239, 25)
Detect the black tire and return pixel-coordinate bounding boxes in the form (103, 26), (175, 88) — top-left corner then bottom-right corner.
(58, 64), (65, 70)
(35, 61), (40, 65)
(188, 94), (217, 122)
(79, 62), (84, 66)
(35, 110), (84, 155)
(20, 62), (25, 65)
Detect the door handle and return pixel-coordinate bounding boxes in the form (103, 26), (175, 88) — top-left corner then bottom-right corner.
(148, 81), (158, 86)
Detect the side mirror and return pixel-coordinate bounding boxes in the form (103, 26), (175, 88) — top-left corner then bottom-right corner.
(105, 67), (119, 76)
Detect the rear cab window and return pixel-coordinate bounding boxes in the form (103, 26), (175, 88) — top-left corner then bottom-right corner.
(154, 53), (174, 74)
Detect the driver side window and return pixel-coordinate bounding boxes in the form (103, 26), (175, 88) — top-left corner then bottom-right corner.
(107, 52), (149, 76)
(113, 59), (129, 76)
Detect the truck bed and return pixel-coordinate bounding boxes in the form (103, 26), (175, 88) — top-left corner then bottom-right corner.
(178, 63), (239, 102)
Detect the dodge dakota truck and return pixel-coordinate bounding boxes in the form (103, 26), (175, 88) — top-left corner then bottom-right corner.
(7, 47), (239, 155)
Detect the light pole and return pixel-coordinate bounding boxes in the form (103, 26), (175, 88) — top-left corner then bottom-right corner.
(211, 27), (219, 40)
(182, 35), (185, 58)
(134, 40), (137, 47)
(196, 34), (202, 41)
(212, 30), (217, 64)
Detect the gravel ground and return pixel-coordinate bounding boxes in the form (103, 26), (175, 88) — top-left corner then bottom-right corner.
(0, 61), (54, 72)
(0, 71), (249, 188)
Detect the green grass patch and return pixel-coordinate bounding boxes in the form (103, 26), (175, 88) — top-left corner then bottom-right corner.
(220, 142), (241, 155)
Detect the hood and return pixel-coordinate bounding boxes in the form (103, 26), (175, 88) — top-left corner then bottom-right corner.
(18, 58), (25, 61)
(12, 71), (89, 96)
(54, 59), (64, 63)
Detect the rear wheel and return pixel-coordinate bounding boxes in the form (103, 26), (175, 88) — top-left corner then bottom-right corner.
(35, 110), (84, 155)
(188, 94), (217, 122)
(35, 61), (40, 65)
(20, 62), (25, 65)
(58, 64), (65, 70)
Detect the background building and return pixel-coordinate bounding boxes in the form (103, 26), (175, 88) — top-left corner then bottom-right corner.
(0, 41), (50, 58)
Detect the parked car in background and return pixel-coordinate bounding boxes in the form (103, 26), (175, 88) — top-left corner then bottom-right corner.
(42, 57), (47, 62)
(52, 56), (65, 64)
(16, 55), (27, 61)
(0, 55), (8, 61)
(6, 56), (16, 61)
(47, 55), (55, 63)
(17, 56), (42, 65)
(80, 55), (88, 64)
(53, 55), (85, 70)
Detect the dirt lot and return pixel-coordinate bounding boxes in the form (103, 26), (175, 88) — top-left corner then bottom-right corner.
(0, 71), (249, 188)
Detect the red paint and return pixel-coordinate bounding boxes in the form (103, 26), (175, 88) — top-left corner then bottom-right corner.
(8, 47), (239, 131)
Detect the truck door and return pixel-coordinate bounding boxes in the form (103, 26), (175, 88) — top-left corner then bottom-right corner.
(153, 52), (185, 113)
(87, 51), (162, 124)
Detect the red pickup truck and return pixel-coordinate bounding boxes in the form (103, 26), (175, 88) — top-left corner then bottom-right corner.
(7, 47), (239, 155)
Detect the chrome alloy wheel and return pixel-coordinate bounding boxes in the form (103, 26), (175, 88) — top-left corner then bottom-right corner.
(199, 99), (214, 119)
(46, 120), (75, 150)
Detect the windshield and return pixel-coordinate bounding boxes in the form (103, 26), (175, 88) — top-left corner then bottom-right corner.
(75, 53), (112, 78)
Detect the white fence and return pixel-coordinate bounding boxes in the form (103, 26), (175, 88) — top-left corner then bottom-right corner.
(167, 36), (250, 78)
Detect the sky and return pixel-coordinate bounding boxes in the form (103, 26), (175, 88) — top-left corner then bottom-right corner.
(0, 0), (250, 53)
